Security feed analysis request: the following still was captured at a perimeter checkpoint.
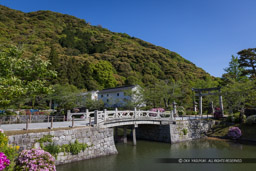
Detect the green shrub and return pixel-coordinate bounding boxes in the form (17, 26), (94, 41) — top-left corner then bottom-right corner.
(182, 128), (188, 135)
(44, 143), (61, 159)
(246, 115), (256, 125)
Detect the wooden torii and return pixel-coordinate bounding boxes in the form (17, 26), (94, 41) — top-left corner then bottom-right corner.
(192, 87), (224, 116)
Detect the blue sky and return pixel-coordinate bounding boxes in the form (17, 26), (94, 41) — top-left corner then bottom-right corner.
(1, 0), (256, 77)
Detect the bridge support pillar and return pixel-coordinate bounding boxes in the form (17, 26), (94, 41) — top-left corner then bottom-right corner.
(132, 126), (136, 146)
(123, 126), (127, 144)
(114, 127), (118, 142)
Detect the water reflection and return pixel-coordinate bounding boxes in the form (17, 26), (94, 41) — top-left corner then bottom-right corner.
(57, 139), (256, 171)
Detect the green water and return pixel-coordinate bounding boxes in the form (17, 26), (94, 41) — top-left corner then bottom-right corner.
(57, 139), (256, 171)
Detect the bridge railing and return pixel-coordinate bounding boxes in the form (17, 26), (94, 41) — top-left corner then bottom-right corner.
(93, 108), (175, 123)
(66, 108), (175, 126)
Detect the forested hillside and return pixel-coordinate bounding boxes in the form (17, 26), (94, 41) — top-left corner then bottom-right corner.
(0, 5), (213, 91)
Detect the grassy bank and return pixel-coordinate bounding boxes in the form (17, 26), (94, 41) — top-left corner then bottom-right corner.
(4, 126), (89, 136)
(207, 122), (256, 141)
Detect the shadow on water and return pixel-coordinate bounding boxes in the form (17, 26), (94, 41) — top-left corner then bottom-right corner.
(57, 139), (256, 171)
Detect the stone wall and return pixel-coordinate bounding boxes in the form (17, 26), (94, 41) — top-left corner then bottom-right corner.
(136, 125), (171, 142)
(8, 127), (118, 165)
(136, 120), (215, 143)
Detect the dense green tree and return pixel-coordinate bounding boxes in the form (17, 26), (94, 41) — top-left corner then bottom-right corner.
(222, 79), (256, 114)
(0, 46), (57, 108)
(46, 84), (82, 113)
(82, 93), (104, 110)
(238, 48), (256, 79)
(0, 5), (213, 91)
(89, 61), (117, 89)
(222, 55), (245, 82)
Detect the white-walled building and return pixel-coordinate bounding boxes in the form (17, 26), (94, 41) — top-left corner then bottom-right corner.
(98, 85), (145, 108)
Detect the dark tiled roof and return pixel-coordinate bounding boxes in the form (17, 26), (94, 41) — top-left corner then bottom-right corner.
(98, 85), (136, 94)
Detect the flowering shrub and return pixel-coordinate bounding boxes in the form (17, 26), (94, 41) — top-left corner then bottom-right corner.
(150, 108), (165, 112)
(0, 152), (10, 170)
(149, 108), (165, 117)
(227, 127), (242, 139)
(0, 129), (3, 134)
(15, 148), (56, 171)
(0, 131), (19, 170)
(214, 108), (223, 119)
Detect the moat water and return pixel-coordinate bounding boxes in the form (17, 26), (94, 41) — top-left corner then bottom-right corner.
(57, 139), (256, 171)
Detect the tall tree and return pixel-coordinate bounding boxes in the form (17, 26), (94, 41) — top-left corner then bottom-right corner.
(223, 55), (245, 82)
(0, 46), (57, 108)
(238, 48), (256, 79)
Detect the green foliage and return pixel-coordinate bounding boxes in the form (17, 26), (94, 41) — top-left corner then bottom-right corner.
(36, 134), (53, 148)
(222, 79), (256, 113)
(89, 60), (117, 89)
(69, 139), (87, 155)
(182, 128), (188, 135)
(44, 143), (61, 159)
(226, 113), (240, 123)
(177, 106), (186, 116)
(0, 5), (212, 93)
(35, 135), (88, 158)
(0, 46), (57, 108)
(223, 55), (245, 82)
(246, 115), (256, 125)
(45, 84), (82, 112)
(237, 48), (256, 79)
(0, 132), (19, 170)
(83, 93), (104, 110)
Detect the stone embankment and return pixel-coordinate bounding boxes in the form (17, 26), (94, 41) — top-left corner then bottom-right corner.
(136, 120), (215, 143)
(8, 127), (118, 165)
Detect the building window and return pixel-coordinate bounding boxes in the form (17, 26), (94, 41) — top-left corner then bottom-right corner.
(107, 94), (109, 97)
(101, 95), (103, 98)
(107, 99), (109, 102)
(117, 93), (119, 96)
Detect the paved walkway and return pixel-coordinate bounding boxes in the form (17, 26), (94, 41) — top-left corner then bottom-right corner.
(0, 121), (89, 131)
(0, 116), (213, 131)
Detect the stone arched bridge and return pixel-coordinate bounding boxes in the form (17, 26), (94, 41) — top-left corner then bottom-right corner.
(68, 109), (175, 128)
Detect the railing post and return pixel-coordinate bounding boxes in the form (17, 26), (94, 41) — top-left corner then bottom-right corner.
(94, 110), (98, 127)
(170, 111), (174, 121)
(86, 109), (89, 119)
(104, 109), (107, 121)
(50, 117), (53, 129)
(115, 108), (118, 118)
(157, 110), (160, 118)
(89, 116), (91, 126)
(25, 119), (29, 130)
(134, 107), (137, 119)
(48, 115), (49, 123)
(67, 110), (71, 121)
(72, 117), (74, 127)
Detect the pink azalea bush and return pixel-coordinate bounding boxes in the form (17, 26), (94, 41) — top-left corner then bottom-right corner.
(0, 129), (4, 134)
(227, 127), (242, 139)
(150, 108), (165, 112)
(0, 152), (10, 170)
(214, 107), (223, 119)
(15, 148), (56, 171)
